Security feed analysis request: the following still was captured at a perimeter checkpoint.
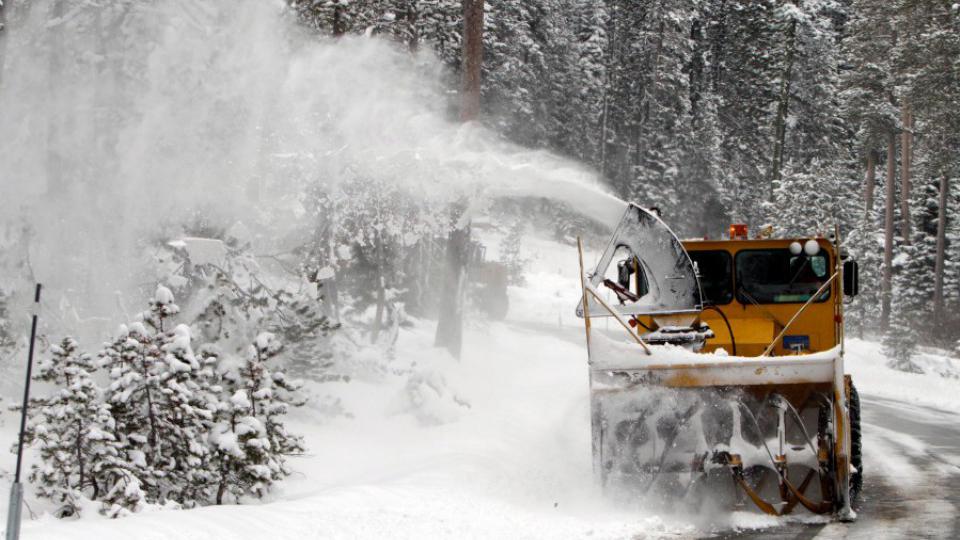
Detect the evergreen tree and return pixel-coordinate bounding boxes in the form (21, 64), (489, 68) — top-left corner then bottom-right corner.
(882, 242), (925, 373)
(24, 337), (119, 517)
(210, 332), (305, 504)
(0, 286), (16, 364)
(100, 285), (216, 508)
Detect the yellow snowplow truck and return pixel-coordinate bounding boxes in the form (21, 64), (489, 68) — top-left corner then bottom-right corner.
(576, 204), (861, 521)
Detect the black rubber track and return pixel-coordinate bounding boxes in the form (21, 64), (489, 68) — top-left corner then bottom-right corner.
(850, 381), (863, 504)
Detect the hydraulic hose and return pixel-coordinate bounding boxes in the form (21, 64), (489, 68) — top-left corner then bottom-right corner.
(703, 305), (736, 356)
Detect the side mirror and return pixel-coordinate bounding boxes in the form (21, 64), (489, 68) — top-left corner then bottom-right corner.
(617, 259), (633, 290)
(843, 260), (859, 297)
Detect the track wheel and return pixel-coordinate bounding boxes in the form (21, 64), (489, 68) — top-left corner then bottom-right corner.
(849, 381), (862, 504)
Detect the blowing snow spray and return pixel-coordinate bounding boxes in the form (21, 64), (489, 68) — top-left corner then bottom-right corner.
(6, 284), (41, 540)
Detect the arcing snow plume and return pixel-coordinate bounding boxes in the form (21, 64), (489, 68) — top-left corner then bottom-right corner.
(0, 0), (623, 325)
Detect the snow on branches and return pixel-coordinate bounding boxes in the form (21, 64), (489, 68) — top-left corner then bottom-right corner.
(21, 337), (118, 517)
(210, 332), (305, 504)
(24, 287), (307, 518)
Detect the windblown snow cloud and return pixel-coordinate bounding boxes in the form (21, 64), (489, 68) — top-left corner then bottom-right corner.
(0, 0), (620, 324)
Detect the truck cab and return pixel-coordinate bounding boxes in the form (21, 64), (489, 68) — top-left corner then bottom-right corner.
(684, 236), (842, 356)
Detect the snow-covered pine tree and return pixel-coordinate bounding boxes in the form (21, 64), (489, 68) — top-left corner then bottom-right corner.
(289, 0), (459, 60)
(624, 0), (696, 220)
(499, 220), (526, 286)
(775, 0), (857, 226)
(24, 337), (119, 517)
(567, 0), (608, 166)
(0, 286), (16, 366)
(157, 324), (217, 507)
(209, 332), (304, 503)
(482, 0), (553, 146)
(270, 288), (339, 382)
(845, 223), (884, 339)
(156, 237), (340, 383)
(100, 323), (166, 506)
(704, 0), (780, 228)
(100, 285), (217, 510)
(882, 243), (925, 373)
(896, 0), (960, 342)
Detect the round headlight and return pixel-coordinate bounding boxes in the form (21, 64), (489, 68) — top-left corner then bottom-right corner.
(789, 241), (803, 255)
(804, 239), (821, 256)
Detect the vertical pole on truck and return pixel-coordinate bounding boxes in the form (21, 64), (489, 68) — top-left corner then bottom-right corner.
(6, 284), (41, 540)
(577, 238), (601, 481)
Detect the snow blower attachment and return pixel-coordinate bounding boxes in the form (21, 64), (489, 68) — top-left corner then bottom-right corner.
(576, 204), (860, 521)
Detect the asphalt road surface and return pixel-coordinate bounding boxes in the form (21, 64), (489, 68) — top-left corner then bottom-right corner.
(719, 395), (960, 539)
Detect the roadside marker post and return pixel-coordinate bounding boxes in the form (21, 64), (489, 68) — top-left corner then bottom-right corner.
(6, 284), (41, 540)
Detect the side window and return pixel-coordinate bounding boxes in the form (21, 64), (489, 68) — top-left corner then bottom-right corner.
(687, 250), (733, 305)
(605, 246), (650, 299)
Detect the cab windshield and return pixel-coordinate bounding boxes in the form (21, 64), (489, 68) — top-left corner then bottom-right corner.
(735, 249), (831, 304)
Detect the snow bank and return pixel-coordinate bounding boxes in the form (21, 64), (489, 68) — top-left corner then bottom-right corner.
(1, 315), (695, 539)
(846, 338), (960, 413)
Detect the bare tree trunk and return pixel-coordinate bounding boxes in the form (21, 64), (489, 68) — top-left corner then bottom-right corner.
(332, 4), (347, 37)
(769, 13), (798, 198)
(863, 149), (877, 221)
(405, 0), (419, 52)
(460, 0), (483, 122)
(371, 230), (386, 344)
(881, 133), (897, 331)
(900, 101), (913, 243)
(326, 228), (341, 322)
(933, 174), (949, 327)
(75, 418), (86, 496)
(434, 1), (482, 358)
(599, 16), (614, 178)
(435, 222), (470, 359)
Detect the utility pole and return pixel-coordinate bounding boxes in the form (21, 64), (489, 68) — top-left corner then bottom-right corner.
(6, 284), (41, 540)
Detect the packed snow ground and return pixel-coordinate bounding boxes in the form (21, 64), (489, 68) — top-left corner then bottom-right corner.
(2, 233), (959, 539)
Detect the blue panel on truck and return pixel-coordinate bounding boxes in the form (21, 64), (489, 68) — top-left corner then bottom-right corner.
(783, 335), (810, 352)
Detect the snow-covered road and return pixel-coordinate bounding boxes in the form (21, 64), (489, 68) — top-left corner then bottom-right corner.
(723, 395), (960, 539)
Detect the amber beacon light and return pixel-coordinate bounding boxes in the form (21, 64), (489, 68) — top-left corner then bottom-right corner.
(729, 223), (748, 240)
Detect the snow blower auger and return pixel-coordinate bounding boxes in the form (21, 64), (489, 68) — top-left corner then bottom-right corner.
(575, 204), (862, 521)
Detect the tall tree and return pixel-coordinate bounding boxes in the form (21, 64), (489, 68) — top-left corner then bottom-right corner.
(932, 175), (949, 329)
(900, 101), (913, 243)
(460, 0), (483, 122)
(768, 0), (800, 196)
(881, 133), (896, 331)
(435, 0), (483, 359)
(24, 338), (119, 517)
(863, 150), (877, 220)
